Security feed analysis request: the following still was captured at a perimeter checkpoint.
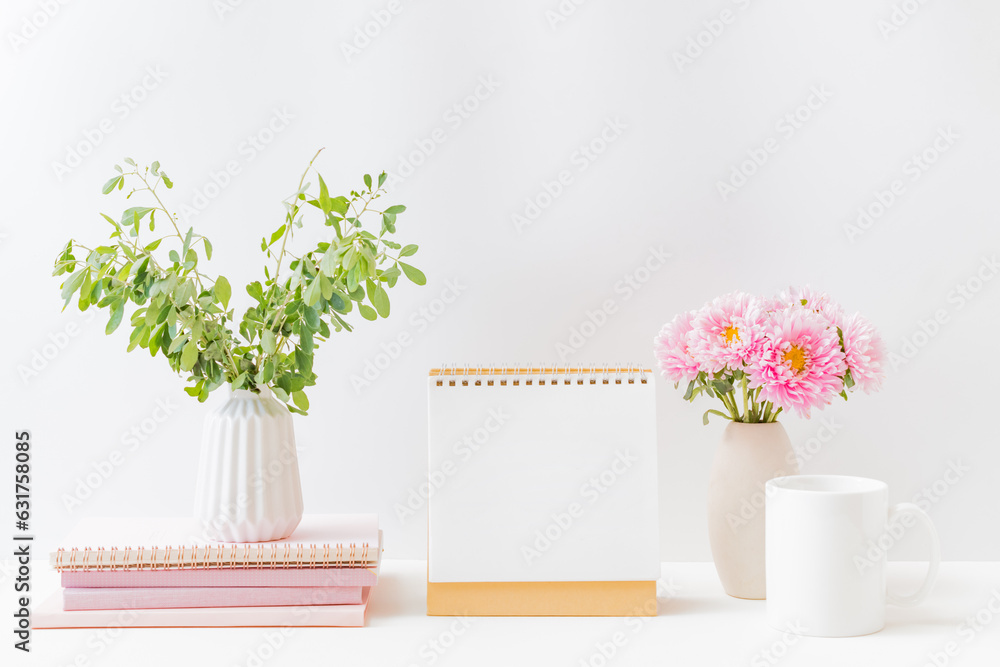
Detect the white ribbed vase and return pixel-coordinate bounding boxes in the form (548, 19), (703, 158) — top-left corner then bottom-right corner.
(194, 388), (303, 542)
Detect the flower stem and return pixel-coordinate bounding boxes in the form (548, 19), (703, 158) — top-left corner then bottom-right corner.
(741, 374), (749, 423)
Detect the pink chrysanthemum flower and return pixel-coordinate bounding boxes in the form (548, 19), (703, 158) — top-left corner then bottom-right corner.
(839, 312), (886, 394)
(688, 292), (766, 373)
(653, 310), (701, 383)
(777, 285), (844, 326)
(748, 309), (847, 417)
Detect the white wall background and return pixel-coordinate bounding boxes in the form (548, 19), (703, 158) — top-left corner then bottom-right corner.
(1, 0), (998, 562)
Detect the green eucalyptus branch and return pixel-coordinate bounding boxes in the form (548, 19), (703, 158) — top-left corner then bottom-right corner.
(53, 154), (424, 415)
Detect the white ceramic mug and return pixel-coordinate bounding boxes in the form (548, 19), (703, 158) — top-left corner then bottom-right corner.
(765, 475), (940, 637)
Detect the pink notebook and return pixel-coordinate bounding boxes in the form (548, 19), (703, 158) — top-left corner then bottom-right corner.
(62, 565), (378, 589)
(36, 587), (372, 628)
(51, 515), (381, 571)
(61, 586), (362, 611)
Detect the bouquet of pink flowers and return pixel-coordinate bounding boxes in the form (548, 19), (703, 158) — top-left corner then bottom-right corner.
(653, 287), (885, 423)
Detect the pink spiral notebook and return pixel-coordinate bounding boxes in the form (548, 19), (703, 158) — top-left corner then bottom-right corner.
(61, 565), (378, 588)
(51, 515), (380, 571)
(36, 588), (372, 628)
(61, 586), (362, 611)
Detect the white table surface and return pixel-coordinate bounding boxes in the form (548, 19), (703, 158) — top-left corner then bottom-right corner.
(10, 560), (1000, 666)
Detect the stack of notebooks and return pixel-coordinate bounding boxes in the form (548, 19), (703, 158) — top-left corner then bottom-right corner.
(35, 514), (382, 628)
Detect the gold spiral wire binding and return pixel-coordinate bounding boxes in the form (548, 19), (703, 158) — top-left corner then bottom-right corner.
(283, 544), (292, 568)
(309, 544), (317, 567)
(270, 544), (278, 569)
(512, 364), (520, 386)
(499, 364), (508, 385)
(322, 544), (330, 567)
(461, 364), (470, 386)
(349, 543), (356, 567)
(615, 366), (622, 385)
(475, 366), (482, 386)
(256, 544), (264, 569)
(362, 542), (369, 563)
(640, 366), (648, 384)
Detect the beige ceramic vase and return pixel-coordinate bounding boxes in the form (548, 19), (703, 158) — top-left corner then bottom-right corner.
(706, 421), (799, 599)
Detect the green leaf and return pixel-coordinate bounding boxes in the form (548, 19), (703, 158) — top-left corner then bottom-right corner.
(180, 340), (199, 371)
(269, 225), (286, 246)
(246, 281), (264, 303)
(372, 286), (390, 317)
(711, 379), (734, 394)
(384, 205), (406, 215)
(61, 269), (87, 305)
(399, 244), (418, 257)
(328, 196), (348, 215)
(102, 176), (122, 194)
(303, 278), (322, 307)
(682, 380), (696, 401)
(204, 238), (213, 260)
(261, 330), (277, 355)
(341, 245), (356, 271)
(214, 275), (232, 309)
(295, 347), (312, 375)
(317, 174), (332, 214)
(378, 172), (387, 188)
(144, 238), (162, 251)
(319, 274), (334, 300)
(302, 306), (320, 330)
(363, 174), (372, 190)
(328, 290), (348, 312)
(703, 409), (731, 425)
(168, 333), (188, 354)
(299, 330), (314, 354)
(399, 262), (426, 285)
(292, 391), (309, 411)
(169, 250), (180, 263)
(161, 173), (173, 189)
(106, 303), (124, 334)
(358, 304), (377, 321)
(319, 246), (339, 276)
(346, 264), (360, 293)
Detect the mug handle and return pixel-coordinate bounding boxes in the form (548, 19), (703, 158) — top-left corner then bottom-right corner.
(886, 502), (941, 607)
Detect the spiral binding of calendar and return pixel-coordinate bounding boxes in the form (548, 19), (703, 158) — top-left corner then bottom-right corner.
(430, 365), (649, 387)
(52, 541), (373, 571)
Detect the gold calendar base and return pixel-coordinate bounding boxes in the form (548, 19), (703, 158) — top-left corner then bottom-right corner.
(426, 580), (657, 616)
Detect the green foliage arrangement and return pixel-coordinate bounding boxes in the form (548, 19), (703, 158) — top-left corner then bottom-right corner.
(53, 150), (424, 414)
